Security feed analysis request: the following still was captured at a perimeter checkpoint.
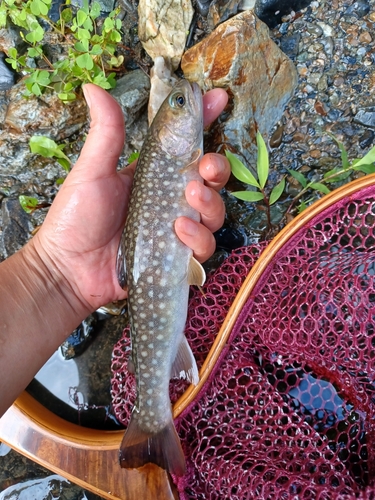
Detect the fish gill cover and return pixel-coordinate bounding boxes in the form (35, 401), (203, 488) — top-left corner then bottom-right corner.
(111, 185), (375, 499)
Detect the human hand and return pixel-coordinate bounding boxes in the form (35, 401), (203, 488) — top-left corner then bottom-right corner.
(31, 84), (229, 313)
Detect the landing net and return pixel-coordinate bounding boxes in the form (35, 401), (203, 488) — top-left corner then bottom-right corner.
(111, 183), (375, 499)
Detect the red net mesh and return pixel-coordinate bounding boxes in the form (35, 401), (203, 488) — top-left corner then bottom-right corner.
(111, 185), (375, 498)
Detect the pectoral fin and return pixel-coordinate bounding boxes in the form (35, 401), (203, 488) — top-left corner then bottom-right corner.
(116, 238), (127, 289)
(179, 148), (202, 174)
(171, 336), (199, 385)
(187, 256), (206, 286)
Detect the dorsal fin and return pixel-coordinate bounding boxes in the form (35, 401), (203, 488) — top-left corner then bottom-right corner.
(187, 256), (206, 286)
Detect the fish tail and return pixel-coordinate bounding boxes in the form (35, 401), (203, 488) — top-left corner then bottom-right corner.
(119, 413), (186, 477)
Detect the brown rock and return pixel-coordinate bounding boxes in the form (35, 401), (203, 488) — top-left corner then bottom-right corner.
(181, 10), (298, 166)
(359, 31), (372, 44)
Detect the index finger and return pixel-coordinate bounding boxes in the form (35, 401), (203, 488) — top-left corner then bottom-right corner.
(203, 88), (228, 127)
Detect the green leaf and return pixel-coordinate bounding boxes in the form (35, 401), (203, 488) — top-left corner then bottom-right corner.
(109, 30), (121, 43)
(61, 7), (73, 23)
(128, 151), (140, 163)
(103, 17), (114, 31)
(27, 47), (42, 58)
(352, 163), (375, 174)
(309, 182), (331, 194)
(269, 177), (285, 205)
(354, 145), (375, 168)
(90, 44), (102, 55)
(323, 167), (352, 183)
(31, 82), (42, 96)
(56, 158), (71, 171)
(19, 195), (39, 213)
(287, 168), (308, 188)
(328, 133), (349, 169)
(231, 191), (264, 202)
(8, 47), (17, 59)
(90, 2), (101, 19)
(77, 27), (91, 40)
(77, 9), (88, 26)
(83, 17), (93, 30)
(225, 150), (260, 188)
(0, 4), (7, 28)
(25, 23), (44, 43)
(58, 92), (76, 101)
(56, 177), (65, 185)
(30, 135), (59, 157)
(256, 132), (269, 189)
(298, 200), (308, 213)
(76, 53), (93, 70)
(74, 40), (89, 52)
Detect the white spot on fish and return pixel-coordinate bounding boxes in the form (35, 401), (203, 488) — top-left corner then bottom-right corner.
(148, 290), (153, 298)
(147, 389), (153, 395)
(156, 350), (163, 357)
(167, 167), (174, 172)
(156, 334), (164, 340)
(141, 335), (148, 341)
(156, 230), (164, 237)
(143, 372), (150, 378)
(141, 351), (148, 357)
(161, 200), (167, 206)
(156, 370), (162, 376)
(148, 343), (154, 349)
(158, 241), (166, 249)
(160, 278), (167, 286)
(147, 276), (153, 284)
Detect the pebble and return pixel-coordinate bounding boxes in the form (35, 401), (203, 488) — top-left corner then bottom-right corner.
(354, 108), (375, 129)
(0, 54), (14, 91)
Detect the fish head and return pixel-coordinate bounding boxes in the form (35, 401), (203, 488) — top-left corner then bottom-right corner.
(153, 79), (203, 158)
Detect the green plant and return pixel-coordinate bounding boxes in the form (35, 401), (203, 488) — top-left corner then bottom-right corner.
(227, 132), (375, 226)
(18, 135), (72, 212)
(226, 132), (285, 226)
(1, 0), (122, 100)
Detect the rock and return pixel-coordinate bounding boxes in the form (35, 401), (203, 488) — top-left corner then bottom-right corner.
(254, 0), (312, 28)
(196, 0), (212, 16)
(181, 10), (298, 167)
(109, 69), (150, 155)
(148, 57), (178, 125)
(359, 129), (375, 149)
(48, 0), (65, 22)
(0, 54), (15, 91)
(1, 198), (31, 258)
(207, 0), (242, 29)
(345, 0), (370, 18)
(138, 0), (194, 70)
(0, 27), (25, 56)
(214, 226), (247, 251)
(354, 107), (375, 129)
(110, 70), (150, 128)
(60, 314), (98, 360)
(280, 33), (301, 60)
(4, 82), (87, 139)
(0, 475), (85, 500)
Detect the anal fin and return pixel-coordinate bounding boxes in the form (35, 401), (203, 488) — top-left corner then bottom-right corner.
(119, 413), (186, 477)
(171, 336), (199, 385)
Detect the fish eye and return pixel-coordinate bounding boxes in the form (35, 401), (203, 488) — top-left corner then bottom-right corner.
(169, 93), (185, 108)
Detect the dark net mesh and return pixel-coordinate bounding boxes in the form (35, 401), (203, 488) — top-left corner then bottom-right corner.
(111, 185), (375, 499)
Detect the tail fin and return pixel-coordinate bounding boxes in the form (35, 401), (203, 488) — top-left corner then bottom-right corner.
(119, 413), (186, 477)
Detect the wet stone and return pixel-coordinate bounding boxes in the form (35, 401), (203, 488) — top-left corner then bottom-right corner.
(60, 314), (98, 360)
(1, 198), (31, 259)
(345, 0), (370, 18)
(359, 129), (375, 149)
(196, 0), (212, 16)
(207, 0), (242, 29)
(254, 0), (313, 28)
(214, 226), (248, 252)
(280, 33), (301, 60)
(0, 54), (15, 91)
(354, 107), (375, 129)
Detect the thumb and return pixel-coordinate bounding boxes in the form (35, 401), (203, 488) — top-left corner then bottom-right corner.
(73, 84), (125, 179)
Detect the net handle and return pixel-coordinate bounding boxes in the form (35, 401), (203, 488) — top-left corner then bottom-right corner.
(173, 173), (375, 418)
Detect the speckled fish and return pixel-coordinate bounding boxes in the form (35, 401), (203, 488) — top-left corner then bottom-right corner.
(116, 79), (205, 476)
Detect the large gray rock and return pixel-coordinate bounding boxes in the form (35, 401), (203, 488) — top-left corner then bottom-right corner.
(0, 54), (15, 91)
(182, 10), (298, 167)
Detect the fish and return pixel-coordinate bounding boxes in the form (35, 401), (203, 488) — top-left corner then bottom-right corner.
(116, 79), (206, 476)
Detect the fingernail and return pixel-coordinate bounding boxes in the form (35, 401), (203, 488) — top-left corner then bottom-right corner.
(200, 184), (212, 202)
(82, 85), (91, 109)
(181, 218), (199, 237)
